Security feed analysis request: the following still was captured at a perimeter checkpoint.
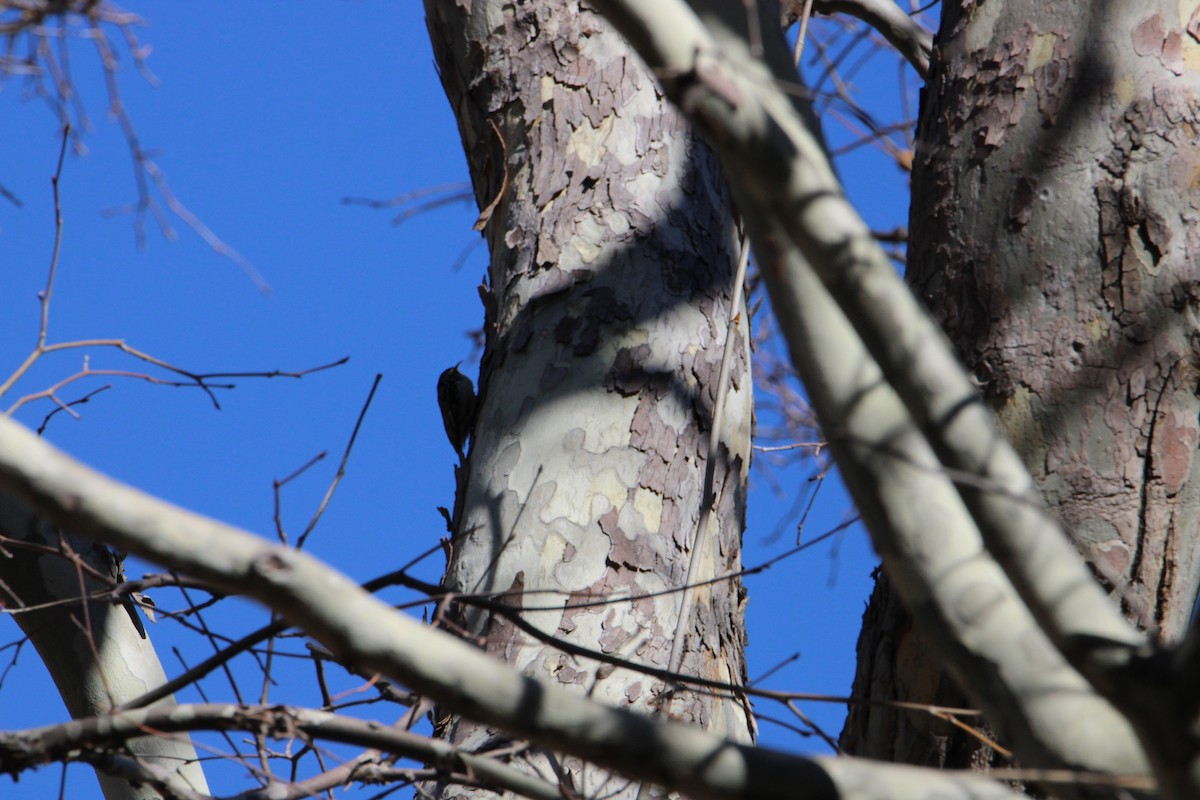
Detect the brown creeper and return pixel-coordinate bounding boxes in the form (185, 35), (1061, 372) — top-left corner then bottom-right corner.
(437, 363), (476, 461)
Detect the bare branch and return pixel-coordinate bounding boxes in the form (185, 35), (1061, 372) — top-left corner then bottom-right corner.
(295, 373), (380, 550)
(0, 702), (566, 800)
(1, 1), (268, 288)
(790, 0), (933, 77)
(342, 182), (474, 226)
(0, 415), (1029, 800)
(0, 131), (348, 420)
(587, 0), (1151, 781)
(598, 0), (1145, 675)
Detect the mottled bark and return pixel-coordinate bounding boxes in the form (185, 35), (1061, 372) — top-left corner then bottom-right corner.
(843, 0), (1200, 778)
(425, 1), (753, 796)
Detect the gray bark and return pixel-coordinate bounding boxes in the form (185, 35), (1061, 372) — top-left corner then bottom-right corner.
(425, 0), (754, 796)
(842, 0), (1200, 789)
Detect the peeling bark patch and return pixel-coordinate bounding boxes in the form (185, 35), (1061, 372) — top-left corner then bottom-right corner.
(598, 609), (632, 653)
(557, 590), (588, 636)
(630, 394), (680, 462)
(557, 573), (659, 663)
(1097, 181), (1169, 328)
(1157, 404), (1199, 495)
(547, 655), (588, 686)
(1007, 176), (1037, 230)
(484, 572), (526, 665)
(610, 529), (663, 572)
(663, 453), (697, 506)
(954, 30), (1032, 154)
(597, 506), (621, 539)
(608, 344), (654, 396)
(1133, 13), (1185, 75)
(1161, 32), (1185, 76)
(1094, 539), (1133, 585)
(1036, 55), (1068, 104)
(1133, 14), (1168, 57)
(553, 286), (633, 357)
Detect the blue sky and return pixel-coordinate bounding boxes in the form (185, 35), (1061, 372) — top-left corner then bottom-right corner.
(0, 3), (915, 796)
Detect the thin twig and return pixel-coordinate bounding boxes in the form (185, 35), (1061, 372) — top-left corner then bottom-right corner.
(792, 0), (817, 66)
(295, 374), (382, 550)
(273, 452), (329, 545)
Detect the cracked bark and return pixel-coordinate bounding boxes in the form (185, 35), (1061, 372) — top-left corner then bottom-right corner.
(424, 2), (753, 797)
(842, 0), (1200, 779)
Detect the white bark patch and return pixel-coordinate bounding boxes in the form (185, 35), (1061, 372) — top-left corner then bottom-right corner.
(567, 114), (615, 167)
(632, 487), (663, 534)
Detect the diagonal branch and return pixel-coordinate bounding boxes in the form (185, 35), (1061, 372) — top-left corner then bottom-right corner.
(0, 414), (1030, 800)
(587, 0), (1153, 784)
(784, 0), (933, 77)
(0, 702), (565, 800)
(592, 0), (1145, 693)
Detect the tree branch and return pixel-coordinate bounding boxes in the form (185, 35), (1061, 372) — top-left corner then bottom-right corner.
(0, 416), (1029, 800)
(586, 0), (1152, 783)
(0, 492), (210, 799)
(0, 702), (565, 800)
(783, 0), (932, 77)
(594, 0), (1147, 688)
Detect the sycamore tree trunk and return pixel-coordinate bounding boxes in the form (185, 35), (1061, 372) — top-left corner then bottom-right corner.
(4, 1), (1193, 796)
(0, 495), (209, 799)
(842, 0), (1200, 773)
(425, 0), (754, 796)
